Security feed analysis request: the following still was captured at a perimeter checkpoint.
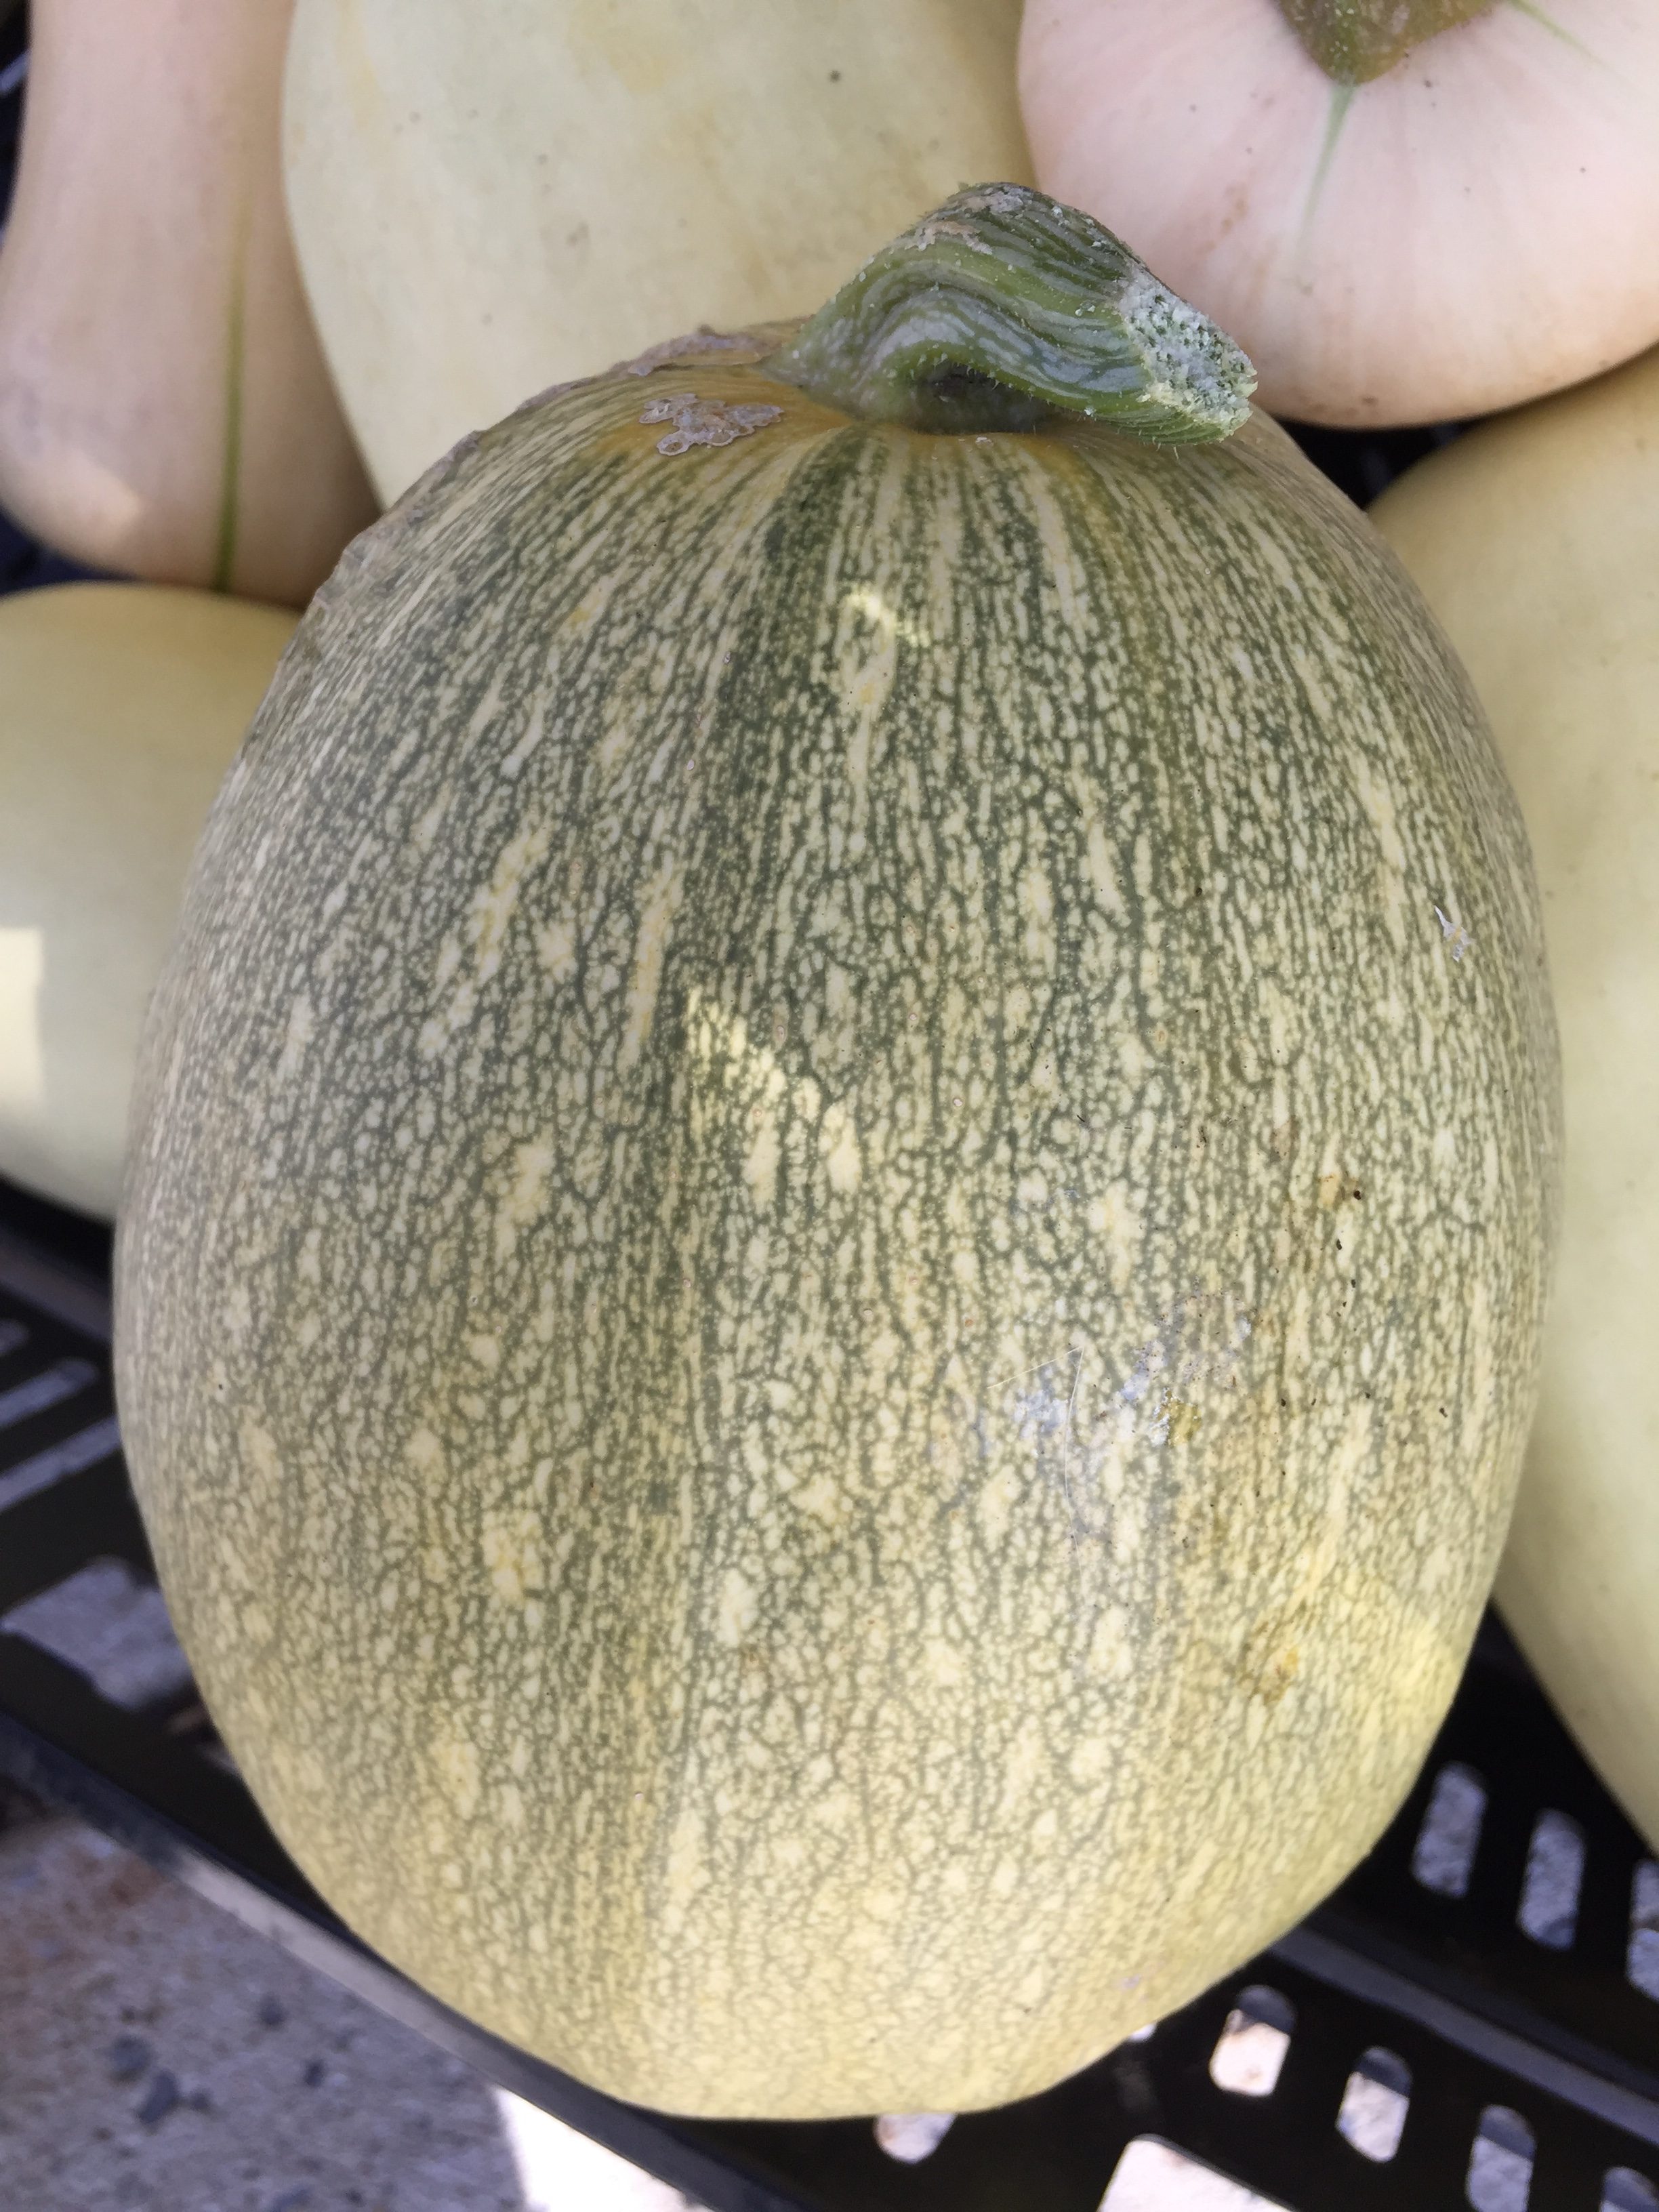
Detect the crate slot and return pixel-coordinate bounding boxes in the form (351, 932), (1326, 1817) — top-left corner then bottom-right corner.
(1517, 1808), (1586, 1950)
(1336, 2045), (1410, 2163)
(0, 1355), (97, 1431)
(1603, 2166), (1659, 2212)
(0, 1411), (123, 1511)
(1208, 1984), (1295, 2097)
(1466, 2104), (1534, 2212)
(1412, 1761), (1488, 1897)
(1629, 1863), (1659, 2002)
(1099, 2137), (1295, 2210)
(1, 1557), (192, 1710)
(874, 2112), (954, 2163)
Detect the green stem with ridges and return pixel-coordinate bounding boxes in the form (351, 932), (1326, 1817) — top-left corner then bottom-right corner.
(758, 185), (1256, 445)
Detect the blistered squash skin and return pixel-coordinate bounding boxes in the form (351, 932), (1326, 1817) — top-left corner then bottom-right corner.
(115, 350), (1559, 2117)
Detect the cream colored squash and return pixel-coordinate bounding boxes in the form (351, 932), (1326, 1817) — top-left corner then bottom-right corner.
(282, 0), (1032, 500)
(0, 584), (295, 1218)
(0, 0), (376, 605)
(1020, 0), (1659, 426)
(1372, 350), (1659, 1847)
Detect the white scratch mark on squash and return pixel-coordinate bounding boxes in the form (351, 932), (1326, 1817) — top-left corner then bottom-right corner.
(619, 858), (684, 1073)
(1351, 750), (1410, 949)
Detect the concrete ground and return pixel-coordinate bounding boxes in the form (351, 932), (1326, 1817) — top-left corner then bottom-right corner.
(0, 1795), (699, 2212)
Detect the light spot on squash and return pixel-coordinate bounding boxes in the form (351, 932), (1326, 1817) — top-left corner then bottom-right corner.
(1240, 1610), (1304, 1707)
(979, 1465), (1019, 1547)
(481, 1506), (544, 1606)
(433, 1729), (480, 1821)
(1158, 1396), (1202, 1446)
(465, 677), (506, 745)
(500, 701), (546, 779)
(276, 993), (315, 1081)
(1015, 1965), (1048, 2011)
(820, 1103), (861, 1193)
(1084, 818), (1125, 918)
(794, 1472), (844, 1525)
(407, 1425), (443, 1475)
(816, 1787), (856, 1829)
(411, 792), (449, 852)
(535, 917), (577, 985)
(843, 583), (930, 651)
(714, 1567), (758, 1647)
(495, 1137), (554, 1261)
(1070, 1735), (1111, 1784)
(1020, 864), (1055, 965)
(1088, 1605), (1134, 1681)
(1086, 1183), (1142, 1294)
(240, 1414), (281, 1487)
(422, 824), (554, 1055)
(743, 1115), (781, 1208)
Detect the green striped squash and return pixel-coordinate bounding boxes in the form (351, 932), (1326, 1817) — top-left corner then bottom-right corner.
(115, 190), (1559, 2118)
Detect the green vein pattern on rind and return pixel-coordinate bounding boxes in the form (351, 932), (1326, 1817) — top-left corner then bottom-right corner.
(114, 352), (1559, 2119)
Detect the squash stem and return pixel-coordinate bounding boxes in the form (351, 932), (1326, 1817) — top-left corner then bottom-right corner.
(1277, 0), (1496, 81)
(758, 185), (1254, 445)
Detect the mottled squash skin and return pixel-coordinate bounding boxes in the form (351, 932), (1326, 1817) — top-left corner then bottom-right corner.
(115, 337), (1559, 2117)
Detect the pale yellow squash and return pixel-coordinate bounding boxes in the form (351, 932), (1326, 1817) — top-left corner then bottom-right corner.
(1372, 352), (1659, 1847)
(282, 0), (1032, 500)
(0, 584), (295, 1219)
(0, 0), (376, 605)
